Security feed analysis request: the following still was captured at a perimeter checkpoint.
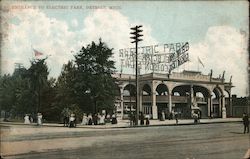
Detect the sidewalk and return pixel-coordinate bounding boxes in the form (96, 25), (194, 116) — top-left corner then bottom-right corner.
(0, 118), (242, 129)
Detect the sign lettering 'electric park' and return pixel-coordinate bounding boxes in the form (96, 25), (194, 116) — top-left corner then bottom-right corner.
(119, 42), (189, 73)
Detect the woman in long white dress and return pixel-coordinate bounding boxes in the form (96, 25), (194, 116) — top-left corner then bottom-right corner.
(100, 114), (105, 125)
(37, 113), (43, 126)
(24, 114), (30, 124)
(81, 113), (88, 125)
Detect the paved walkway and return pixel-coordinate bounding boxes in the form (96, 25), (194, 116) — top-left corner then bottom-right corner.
(0, 118), (242, 129)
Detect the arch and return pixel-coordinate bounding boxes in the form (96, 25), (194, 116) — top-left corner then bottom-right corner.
(142, 84), (151, 96)
(212, 87), (223, 99)
(123, 84), (136, 97)
(172, 85), (190, 96)
(211, 86), (224, 118)
(156, 83), (169, 96)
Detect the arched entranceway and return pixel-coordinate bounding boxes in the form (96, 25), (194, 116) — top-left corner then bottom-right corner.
(122, 84), (136, 118)
(212, 87), (223, 118)
(156, 83), (169, 119)
(141, 84), (152, 117)
(172, 84), (210, 118)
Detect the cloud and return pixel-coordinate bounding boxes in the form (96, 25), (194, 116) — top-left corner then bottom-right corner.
(71, 19), (78, 28)
(1, 7), (78, 77)
(1, 7), (157, 77)
(184, 26), (248, 96)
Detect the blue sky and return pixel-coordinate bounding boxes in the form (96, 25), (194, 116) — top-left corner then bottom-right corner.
(1, 0), (249, 96)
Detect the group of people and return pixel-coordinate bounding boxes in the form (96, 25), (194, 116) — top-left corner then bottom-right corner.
(24, 113), (43, 126)
(159, 111), (179, 124)
(129, 112), (150, 126)
(63, 113), (118, 128)
(63, 113), (77, 128)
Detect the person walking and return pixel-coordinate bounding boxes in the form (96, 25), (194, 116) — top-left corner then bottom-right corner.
(93, 114), (98, 125)
(100, 114), (105, 125)
(175, 112), (178, 125)
(193, 112), (198, 124)
(111, 113), (117, 124)
(145, 114), (150, 126)
(140, 112), (145, 125)
(88, 113), (93, 125)
(242, 113), (249, 134)
(106, 113), (111, 123)
(37, 113), (43, 126)
(69, 114), (76, 128)
(81, 113), (88, 125)
(161, 111), (165, 121)
(24, 114), (30, 124)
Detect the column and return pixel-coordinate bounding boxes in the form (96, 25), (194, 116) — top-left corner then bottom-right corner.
(218, 96), (222, 117)
(152, 82), (158, 119)
(139, 89), (143, 113)
(222, 95), (226, 118)
(210, 95), (213, 118)
(229, 92), (233, 117)
(168, 93), (172, 113)
(207, 96), (210, 117)
(190, 85), (194, 114)
(120, 87), (124, 119)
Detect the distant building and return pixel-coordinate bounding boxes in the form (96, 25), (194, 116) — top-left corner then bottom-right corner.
(114, 70), (233, 119)
(231, 95), (249, 117)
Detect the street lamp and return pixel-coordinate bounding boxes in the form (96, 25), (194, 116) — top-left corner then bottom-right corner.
(130, 25), (143, 125)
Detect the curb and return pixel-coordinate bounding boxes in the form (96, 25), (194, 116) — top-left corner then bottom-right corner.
(0, 120), (242, 129)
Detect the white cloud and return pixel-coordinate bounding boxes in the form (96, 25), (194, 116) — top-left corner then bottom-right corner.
(71, 19), (78, 28)
(1, 7), (78, 77)
(184, 26), (248, 96)
(80, 9), (158, 71)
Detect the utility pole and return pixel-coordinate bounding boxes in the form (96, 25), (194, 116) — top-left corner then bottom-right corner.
(130, 25), (143, 125)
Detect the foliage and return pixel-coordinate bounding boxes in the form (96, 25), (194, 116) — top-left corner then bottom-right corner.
(0, 39), (118, 121)
(74, 39), (117, 113)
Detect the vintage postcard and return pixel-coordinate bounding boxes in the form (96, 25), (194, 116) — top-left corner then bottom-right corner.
(0, 1), (249, 159)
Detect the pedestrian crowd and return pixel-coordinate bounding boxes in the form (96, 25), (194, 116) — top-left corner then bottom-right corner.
(24, 113), (43, 126)
(129, 111), (150, 126)
(63, 112), (118, 128)
(159, 110), (179, 124)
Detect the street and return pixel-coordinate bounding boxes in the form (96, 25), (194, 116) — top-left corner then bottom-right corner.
(1, 122), (249, 159)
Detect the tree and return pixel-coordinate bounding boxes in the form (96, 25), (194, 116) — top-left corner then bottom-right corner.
(52, 61), (79, 120)
(0, 74), (16, 119)
(28, 58), (50, 114)
(74, 39), (117, 113)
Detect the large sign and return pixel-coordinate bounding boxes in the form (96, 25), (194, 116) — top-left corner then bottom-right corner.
(119, 42), (189, 73)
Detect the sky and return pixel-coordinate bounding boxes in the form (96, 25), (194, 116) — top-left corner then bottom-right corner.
(1, 1), (249, 97)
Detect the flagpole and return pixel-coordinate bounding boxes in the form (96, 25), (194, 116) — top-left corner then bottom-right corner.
(197, 58), (200, 72)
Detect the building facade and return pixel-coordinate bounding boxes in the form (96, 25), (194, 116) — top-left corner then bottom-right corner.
(114, 70), (233, 119)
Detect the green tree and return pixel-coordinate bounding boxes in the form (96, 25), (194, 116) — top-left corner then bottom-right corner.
(0, 74), (16, 119)
(28, 58), (50, 114)
(52, 61), (78, 120)
(74, 39), (117, 113)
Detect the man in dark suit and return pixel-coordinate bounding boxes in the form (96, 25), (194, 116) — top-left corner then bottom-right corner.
(242, 113), (249, 134)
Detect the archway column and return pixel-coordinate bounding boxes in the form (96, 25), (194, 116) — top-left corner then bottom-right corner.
(207, 96), (211, 117)
(218, 96), (222, 117)
(229, 92), (233, 117)
(190, 85), (194, 115)
(222, 95), (226, 118)
(168, 93), (172, 113)
(139, 89), (143, 113)
(120, 87), (124, 119)
(152, 81), (158, 119)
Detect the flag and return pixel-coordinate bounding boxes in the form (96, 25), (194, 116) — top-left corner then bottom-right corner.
(33, 49), (43, 57)
(198, 57), (204, 67)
